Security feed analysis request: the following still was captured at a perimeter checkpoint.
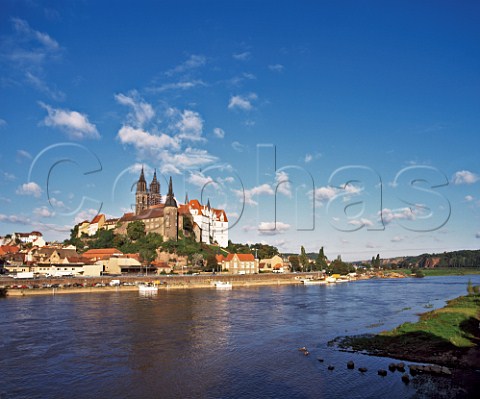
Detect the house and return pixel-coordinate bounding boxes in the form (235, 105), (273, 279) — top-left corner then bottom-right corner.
(82, 248), (124, 262)
(221, 253), (259, 274)
(185, 199), (228, 247)
(77, 214), (106, 237)
(259, 255), (289, 273)
(12, 231), (44, 245)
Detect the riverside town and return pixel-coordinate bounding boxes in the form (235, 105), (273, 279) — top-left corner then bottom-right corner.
(1, 2), (480, 398)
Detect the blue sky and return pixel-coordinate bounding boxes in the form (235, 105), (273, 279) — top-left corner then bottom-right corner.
(1, 0), (479, 260)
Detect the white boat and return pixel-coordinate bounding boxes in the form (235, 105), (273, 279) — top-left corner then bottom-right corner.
(325, 276), (337, 283)
(302, 279), (327, 285)
(336, 277), (350, 283)
(138, 283), (158, 294)
(214, 281), (232, 290)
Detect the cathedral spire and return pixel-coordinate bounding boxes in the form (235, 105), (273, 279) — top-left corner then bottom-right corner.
(184, 192), (189, 204)
(164, 176), (177, 208)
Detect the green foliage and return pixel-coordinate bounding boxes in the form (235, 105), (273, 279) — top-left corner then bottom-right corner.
(206, 253), (219, 271)
(314, 247), (328, 271)
(330, 258), (351, 275)
(88, 229), (115, 249)
(63, 225), (85, 250)
(127, 221), (146, 241)
(299, 246), (309, 271)
(289, 255), (300, 271)
(226, 241), (279, 259)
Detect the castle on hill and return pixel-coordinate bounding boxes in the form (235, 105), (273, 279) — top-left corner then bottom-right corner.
(77, 167), (228, 247)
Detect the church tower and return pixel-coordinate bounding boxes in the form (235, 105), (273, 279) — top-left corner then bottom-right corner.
(135, 166), (149, 215)
(149, 169), (161, 206)
(163, 176), (178, 241)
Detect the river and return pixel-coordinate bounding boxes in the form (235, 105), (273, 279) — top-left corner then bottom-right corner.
(1, 276), (479, 398)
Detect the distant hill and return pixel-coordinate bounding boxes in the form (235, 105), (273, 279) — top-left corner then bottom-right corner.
(382, 249), (480, 269)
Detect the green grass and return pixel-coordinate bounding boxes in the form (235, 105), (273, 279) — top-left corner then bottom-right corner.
(389, 268), (480, 277)
(383, 295), (480, 347)
(333, 293), (480, 368)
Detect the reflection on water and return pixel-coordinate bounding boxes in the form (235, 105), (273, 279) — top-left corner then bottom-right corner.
(1, 276), (479, 399)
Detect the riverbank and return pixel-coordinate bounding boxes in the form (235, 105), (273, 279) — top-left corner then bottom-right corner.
(1, 272), (404, 297)
(330, 293), (480, 369)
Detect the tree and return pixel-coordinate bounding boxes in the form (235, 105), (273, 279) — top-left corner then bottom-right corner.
(127, 221), (146, 241)
(191, 253), (204, 269)
(331, 259), (349, 275)
(299, 246), (309, 271)
(289, 255), (300, 272)
(206, 253), (219, 271)
(315, 247), (328, 271)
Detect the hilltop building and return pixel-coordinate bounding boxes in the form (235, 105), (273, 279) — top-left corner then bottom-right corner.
(78, 168), (229, 247)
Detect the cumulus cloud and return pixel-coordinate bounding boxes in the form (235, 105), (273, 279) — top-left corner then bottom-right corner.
(304, 152), (321, 163)
(465, 195), (474, 202)
(313, 186), (338, 201)
(187, 171), (218, 189)
(275, 171), (292, 197)
(258, 221), (290, 235)
(391, 235), (407, 242)
(228, 93), (257, 111)
(213, 127), (225, 139)
(39, 102), (99, 140)
(117, 125), (179, 151)
(34, 206), (55, 218)
(16, 182), (42, 198)
(158, 148), (218, 174)
(166, 54), (206, 76)
(379, 207), (416, 224)
(234, 184), (275, 206)
(452, 170), (479, 185)
(174, 109), (205, 142)
(114, 92), (154, 127)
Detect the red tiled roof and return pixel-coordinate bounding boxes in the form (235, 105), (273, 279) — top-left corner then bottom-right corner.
(224, 253), (255, 262)
(82, 248), (123, 259)
(0, 245), (20, 255)
(90, 214), (104, 224)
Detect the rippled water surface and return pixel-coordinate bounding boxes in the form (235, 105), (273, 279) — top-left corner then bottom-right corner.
(1, 276), (479, 398)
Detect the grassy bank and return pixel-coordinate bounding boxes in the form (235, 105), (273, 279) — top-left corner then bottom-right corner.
(332, 294), (480, 369)
(390, 268), (480, 277)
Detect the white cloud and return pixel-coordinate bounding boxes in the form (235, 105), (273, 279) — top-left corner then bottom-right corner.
(117, 125), (179, 151)
(304, 152), (321, 163)
(16, 182), (42, 198)
(166, 54), (206, 76)
(228, 93), (257, 111)
(158, 148), (218, 174)
(391, 235), (407, 242)
(26, 72), (65, 101)
(213, 127), (225, 139)
(187, 171), (218, 189)
(313, 186), (338, 201)
(16, 149), (32, 162)
(465, 195), (474, 202)
(258, 221), (290, 235)
(34, 206), (55, 218)
(175, 110), (205, 142)
(0, 118), (6, 127)
(114, 92), (154, 127)
(234, 184), (275, 206)
(268, 64), (284, 72)
(348, 218), (374, 227)
(231, 141), (245, 152)
(379, 207), (416, 224)
(452, 170), (479, 185)
(49, 197), (67, 210)
(2, 171), (16, 181)
(233, 51), (251, 61)
(275, 171), (292, 197)
(74, 208), (101, 224)
(149, 80), (206, 92)
(40, 102), (99, 140)
(0, 213), (31, 225)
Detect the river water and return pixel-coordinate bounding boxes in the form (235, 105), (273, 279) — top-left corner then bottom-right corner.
(1, 276), (479, 399)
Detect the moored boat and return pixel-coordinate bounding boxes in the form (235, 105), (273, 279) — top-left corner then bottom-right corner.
(138, 283), (158, 294)
(325, 276), (337, 283)
(302, 278), (327, 285)
(214, 281), (232, 290)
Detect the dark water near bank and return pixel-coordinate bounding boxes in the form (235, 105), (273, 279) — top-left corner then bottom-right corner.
(1, 276), (479, 399)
